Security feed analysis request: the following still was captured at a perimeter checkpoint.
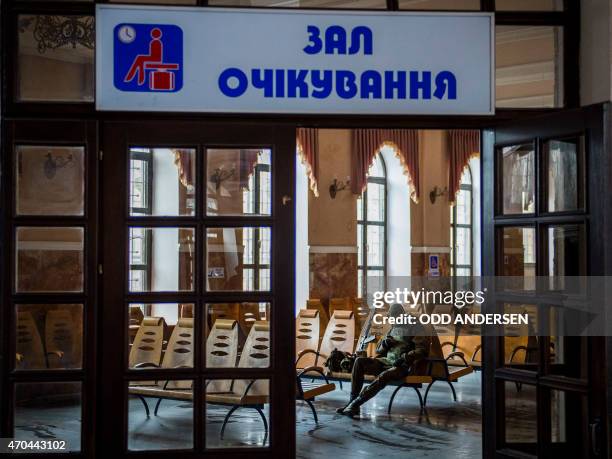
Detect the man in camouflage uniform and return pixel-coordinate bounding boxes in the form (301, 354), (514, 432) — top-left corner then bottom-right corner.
(337, 304), (429, 418)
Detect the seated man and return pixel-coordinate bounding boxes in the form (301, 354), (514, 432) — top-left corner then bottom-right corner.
(337, 304), (429, 418)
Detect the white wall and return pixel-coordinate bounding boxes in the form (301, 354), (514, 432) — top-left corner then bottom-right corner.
(295, 153), (310, 315)
(380, 146), (411, 278)
(151, 148), (180, 325)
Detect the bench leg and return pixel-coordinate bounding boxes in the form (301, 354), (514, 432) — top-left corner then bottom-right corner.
(413, 387), (424, 413)
(305, 399), (318, 423)
(387, 384), (405, 415)
(447, 381), (457, 402)
(220, 405), (240, 439)
(423, 380), (436, 407)
(254, 406), (269, 443)
(154, 397), (164, 416)
(136, 395), (151, 418)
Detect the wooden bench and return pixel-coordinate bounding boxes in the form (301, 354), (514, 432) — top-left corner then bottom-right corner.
(295, 309), (320, 370)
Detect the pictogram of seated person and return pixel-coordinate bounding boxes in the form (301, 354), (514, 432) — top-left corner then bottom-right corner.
(336, 303), (429, 418)
(125, 28), (164, 86)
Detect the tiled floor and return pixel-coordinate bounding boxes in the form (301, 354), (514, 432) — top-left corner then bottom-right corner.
(14, 371), (492, 458)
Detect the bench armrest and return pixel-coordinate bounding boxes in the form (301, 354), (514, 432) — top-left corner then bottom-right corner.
(297, 366), (329, 384)
(426, 357), (451, 380)
(46, 350), (64, 360)
(133, 362), (160, 369)
(446, 351), (469, 367)
(296, 349), (328, 366)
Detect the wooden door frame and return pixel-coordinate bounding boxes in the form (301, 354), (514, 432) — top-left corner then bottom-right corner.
(99, 120), (296, 458)
(481, 103), (611, 458)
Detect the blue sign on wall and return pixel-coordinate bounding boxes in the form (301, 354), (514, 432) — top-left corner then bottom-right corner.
(113, 23), (183, 92)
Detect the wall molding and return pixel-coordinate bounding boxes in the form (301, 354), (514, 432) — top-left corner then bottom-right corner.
(411, 246), (451, 254)
(309, 245), (357, 254)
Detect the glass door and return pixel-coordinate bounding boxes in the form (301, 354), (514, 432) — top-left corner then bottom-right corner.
(482, 104), (609, 458)
(100, 122), (296, 458)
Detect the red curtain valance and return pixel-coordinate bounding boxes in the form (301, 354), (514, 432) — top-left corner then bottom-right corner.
(173, 149), (195, 189)
(296, 128), (320, 197)
(350, 129), (420, 202)
(448, 130), (480, 204)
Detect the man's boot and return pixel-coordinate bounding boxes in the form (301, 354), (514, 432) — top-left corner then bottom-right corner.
(338, 378), (384, 418)
(336, 393), (358, 414)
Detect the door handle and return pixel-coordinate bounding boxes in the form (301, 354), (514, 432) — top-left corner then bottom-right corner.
(590, 418), (601, 456)
(282, 195), (292, 206)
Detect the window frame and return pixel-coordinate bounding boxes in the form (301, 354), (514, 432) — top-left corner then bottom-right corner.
(450, 164), (474, 277)
(357, 154), (388, 298)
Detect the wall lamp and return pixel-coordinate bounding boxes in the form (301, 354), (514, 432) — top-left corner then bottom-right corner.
(429, 185), (448, 204)
(329, 176), (350, 199)
(210, 167), (235, 191)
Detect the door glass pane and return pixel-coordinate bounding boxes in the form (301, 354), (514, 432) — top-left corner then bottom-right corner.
(399, 0), (479, 9)
(545, 137), (585, 212)
(206, 149), (272, 216)
(128, 379), (193, 450)
(205, 304), (270, 369)
(128, 304), (195, 370)
(14, 382), (82, 452)
(456, 189), (471, 224)
(16, 146), (85, 216)
(503, 303), (538, 367)
(206, 227), (271, 291)
(128, 227), (195, 292)
(547, 224), (586, 279)
(16, 227), (84, 293)
(111, 0), (195, 3)
(205, 378), (270, 448)
(551, 390), (586, 449)
(500, 227), (536, 290)
(15, 304), (83, 370)
(18, 15), (94, 102)
(548, 313), (586, 379)
(129, 148), (196, 217)
(500, 143), (535, 215)
(496, 26), (563, 108)
(496, 0), (563, 11)
(504, 381), (537, 452)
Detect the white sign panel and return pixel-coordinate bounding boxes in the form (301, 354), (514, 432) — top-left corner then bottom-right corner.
(96, 5), (494, 115)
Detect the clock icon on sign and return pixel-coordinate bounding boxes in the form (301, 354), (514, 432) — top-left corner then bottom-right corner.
(118, 25), (136, 44)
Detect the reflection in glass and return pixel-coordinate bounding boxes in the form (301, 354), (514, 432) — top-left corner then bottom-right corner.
(504, 381), (537, 449)
(14, 382), (82, 451)
(15, 304), (83, 370)
(128, 380), (193, 450)
(496, 0), (563, 11)
(207, 149), (272, 216)
(547, 225), (586, 278)
(206, 304), (270, 369)
(16, 227), (84, 293)
(496, 26), (563, 108)
(209, 0), (385, 7)
(128, 227), (195, 292)
(399, 0), (479, 8)
(501, 144), (535, 214)
(128, 304), (194, 370)
(503, 303), (538, 366)
(501, 227), (535, 290)
(16, 146), (85, 216)
(206, 227), (271, 291)
(546, 137), (584, 212)
(205, 378), (269, 449)
(129, 148), (196, 217)
(18, 15), (94, 102)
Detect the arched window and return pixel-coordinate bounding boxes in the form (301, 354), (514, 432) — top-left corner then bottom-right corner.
(357, 154), (387, 298)
(450, 166), (473, 276)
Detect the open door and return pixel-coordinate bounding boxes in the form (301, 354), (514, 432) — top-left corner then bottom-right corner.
(481, 104), (611, 458)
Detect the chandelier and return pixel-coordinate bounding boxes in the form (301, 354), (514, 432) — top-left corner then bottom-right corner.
(20, 15), (95, 53)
